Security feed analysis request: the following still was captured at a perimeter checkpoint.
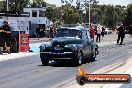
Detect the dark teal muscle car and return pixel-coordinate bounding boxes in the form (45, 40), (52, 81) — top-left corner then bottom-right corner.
(40, 27), (98, 65)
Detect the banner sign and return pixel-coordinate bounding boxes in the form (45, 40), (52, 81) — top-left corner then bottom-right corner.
(76, 66), (131, 85)
(19, 34), (29, 52)
(0, 11), (30, 17)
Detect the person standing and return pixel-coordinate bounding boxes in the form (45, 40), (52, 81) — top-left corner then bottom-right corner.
(117, 24), (125, 45)
(36, 26), (40, 40)
(53, 26), (57, 37)
(89, 24), (95, 40)
(0, 21), (11, 53)
(101, 27), (105, 40)
(39, 27), (44, 38)
(49, 27), (54, 38)
(129, 25), (132, 37)
(96, 26), (102, 42)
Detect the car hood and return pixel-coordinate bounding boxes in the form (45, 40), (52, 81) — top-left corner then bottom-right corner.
(51, 37), (82, 47)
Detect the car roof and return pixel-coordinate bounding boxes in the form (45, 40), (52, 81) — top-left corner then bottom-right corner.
(64, 24), (82, 27)
(64, 24), (87, 28)
(57, 27), (88, 31)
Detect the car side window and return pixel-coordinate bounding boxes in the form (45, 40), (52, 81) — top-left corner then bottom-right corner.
(87, 31), (92, 43)
(82, 30), (88, 39)
(87, 31), (91, 39)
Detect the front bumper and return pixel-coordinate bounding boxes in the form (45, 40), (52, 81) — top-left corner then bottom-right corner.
(40, 51), (78, 60)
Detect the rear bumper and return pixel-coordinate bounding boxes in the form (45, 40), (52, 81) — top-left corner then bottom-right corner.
(40, 52), (78, 60)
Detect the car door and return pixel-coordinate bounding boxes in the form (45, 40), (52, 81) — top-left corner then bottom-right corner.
(81, 30), (90, 58)
(87, 31), (92, 56)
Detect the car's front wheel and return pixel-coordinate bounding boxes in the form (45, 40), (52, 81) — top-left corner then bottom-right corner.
(90, 52), (96, 62)
(76, 76), (86, 85)
(41, 58), (49, 66)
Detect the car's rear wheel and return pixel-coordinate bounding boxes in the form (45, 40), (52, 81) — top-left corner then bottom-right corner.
(75, 52), (83, 66)
(78, 55), (83, 65)
(95, 48), (99, 55)
(95, 44), (99, 55)
(41, 58), (49, 66)
(90, 52), (96, 62)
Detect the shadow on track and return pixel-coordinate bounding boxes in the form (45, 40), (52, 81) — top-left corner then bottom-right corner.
(37, 59), (97, 67)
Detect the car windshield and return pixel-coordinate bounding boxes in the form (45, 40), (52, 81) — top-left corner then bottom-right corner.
(64, 24), (87, 28)
(55, 29), (81, 38)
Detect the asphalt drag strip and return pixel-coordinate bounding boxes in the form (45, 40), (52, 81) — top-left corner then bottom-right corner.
(0, 41), (131, 88)
(53, 41), (132, 88)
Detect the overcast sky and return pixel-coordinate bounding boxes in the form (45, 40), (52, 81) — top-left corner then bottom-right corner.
(44, 0), (132, 7)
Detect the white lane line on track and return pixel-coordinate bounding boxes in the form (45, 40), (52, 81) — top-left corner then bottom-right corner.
(0, 53), (38, 61)
(102, 67), (132, 88)
(52, 78), (76, 88)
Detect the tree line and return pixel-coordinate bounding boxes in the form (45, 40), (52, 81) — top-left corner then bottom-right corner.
(0, 0), (131, 30)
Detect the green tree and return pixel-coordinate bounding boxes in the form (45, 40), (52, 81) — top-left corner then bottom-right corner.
(90, 3), (100, 24)
(46, 5), (57, 23)
(0, 0), (30, 11)
(115, 5), (126, 24)
(62, 4), (80, 24)
(124, 4), (132, 26)
(8, 0), (30, 11)
(103, 5), (118, 30)
(31, 0), (47, 7)
(0, 1), (5, 11)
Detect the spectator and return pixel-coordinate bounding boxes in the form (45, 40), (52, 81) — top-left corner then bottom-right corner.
(101, 27), (105, 40)
(89, 24), (95, 40)
(39, 27), (44, 38)
(1, 21), (11, 38)
(129, 25), (132, 37)
(35, 26), (40, 40)
(53, 26), (57, 37)
(117, 24), (125, 45)
(96, 26), (102, 42)
(49, 27), (54, 38)
(46, 26), (50, 38)
(0, 21), (11, 53)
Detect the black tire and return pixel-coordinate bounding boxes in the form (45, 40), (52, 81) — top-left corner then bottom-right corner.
(95, 49), (99, 55)
(76, 52), (83, 66)
(90, 52), (96, 62)
(41, 59), (49, 66)
(76, 76), (86, 85)
(95, 44), (99, 55)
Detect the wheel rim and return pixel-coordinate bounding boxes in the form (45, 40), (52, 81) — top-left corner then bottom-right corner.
(93, 51), (96, 58)
(95, 50), (99, 55)
(79, 56), (82, 65)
